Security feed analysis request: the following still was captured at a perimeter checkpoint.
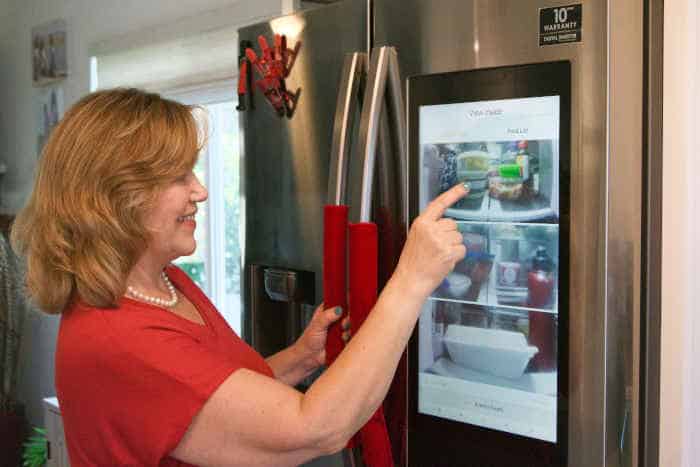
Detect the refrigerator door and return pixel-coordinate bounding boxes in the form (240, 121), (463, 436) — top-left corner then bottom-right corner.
(240, 4), (366, 465)
(240, 0), (366, 349)
(349, 46), (408, 467)
(409, 62), (571, 466)
(374, 0), (643, 466)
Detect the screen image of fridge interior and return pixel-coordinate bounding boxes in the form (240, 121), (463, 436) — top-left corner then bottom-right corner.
(409, 62), (569, 466)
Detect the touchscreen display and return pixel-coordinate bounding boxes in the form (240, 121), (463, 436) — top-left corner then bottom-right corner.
(417, 96), (560, 443)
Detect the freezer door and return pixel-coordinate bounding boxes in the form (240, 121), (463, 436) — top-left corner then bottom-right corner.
(240, 0), (366, 349)
(373, 0), (643, 466)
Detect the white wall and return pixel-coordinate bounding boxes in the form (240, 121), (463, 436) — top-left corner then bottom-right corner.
(660, 1), (699, 466)
(691, 1), (700, 458)
(0, 0), (286, 427)
(0, 0), (18, 205)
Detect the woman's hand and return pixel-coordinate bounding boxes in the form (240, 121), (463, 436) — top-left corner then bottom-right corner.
(267, 304), (351, 385)
(392, 183), (469, 300)
(294, 304), (350, 372)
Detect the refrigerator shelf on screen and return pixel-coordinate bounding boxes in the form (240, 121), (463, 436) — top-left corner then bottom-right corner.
(429, 222), (559, 311)
(427, 296), (558, 316)
(420, 101), (561, 224)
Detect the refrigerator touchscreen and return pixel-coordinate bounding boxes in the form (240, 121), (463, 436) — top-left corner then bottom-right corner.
(417, 96), (561, 443)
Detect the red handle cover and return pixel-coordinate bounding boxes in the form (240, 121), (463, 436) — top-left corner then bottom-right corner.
(323, 205), (348, 365)
(359, 407), (394, 467)
(348, 223), (377, 331)
(349, 222), (394, 467)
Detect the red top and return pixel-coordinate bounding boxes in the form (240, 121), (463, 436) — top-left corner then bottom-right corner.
(56, 265), (273, 466)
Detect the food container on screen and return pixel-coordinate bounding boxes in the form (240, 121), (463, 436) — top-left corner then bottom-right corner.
(443, 325), (538, 379)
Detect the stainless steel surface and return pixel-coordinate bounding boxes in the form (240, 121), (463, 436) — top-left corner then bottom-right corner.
(241, 0), (367, 344)
(376, 105), (392, 223)
(328, 52), (367, 205)
(373, 0), (642, 465)
(241, 1), (646, 465)
(241, 4), (367, 466)
(356, 46), (406, 225)
(366, 0), (373, 56)
(386, 48), (408, 231)
(641, 1), (663, 465)
(357, 47), (391, 222)
(607, 0), (643, 465)
(340, 44), (406, 467)
(249, 264), (287, 356)
(342, 448), (362, 467)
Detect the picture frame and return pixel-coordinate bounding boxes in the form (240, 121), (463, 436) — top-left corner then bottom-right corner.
(32, 19), (68, 87)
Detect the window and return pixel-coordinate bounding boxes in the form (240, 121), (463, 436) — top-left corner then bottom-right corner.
(166, 85), (242, 333)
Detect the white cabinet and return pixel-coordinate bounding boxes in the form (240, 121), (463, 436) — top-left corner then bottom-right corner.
(43, 397), (70, 467)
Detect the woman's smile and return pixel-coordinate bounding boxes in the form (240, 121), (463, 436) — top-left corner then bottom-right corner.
(177, 213), (197, 229)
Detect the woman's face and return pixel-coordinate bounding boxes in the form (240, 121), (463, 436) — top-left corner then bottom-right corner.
(143, 170), (208, 262)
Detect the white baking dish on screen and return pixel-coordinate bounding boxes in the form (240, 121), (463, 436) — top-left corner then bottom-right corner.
(443, 325), (539, 379)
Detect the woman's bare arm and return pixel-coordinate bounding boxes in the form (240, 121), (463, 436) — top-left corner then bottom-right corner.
(170, 184), (467, 466)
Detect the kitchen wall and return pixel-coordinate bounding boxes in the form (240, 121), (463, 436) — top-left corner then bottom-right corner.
(0, 0), (17, 206)
(0, 0), (288, 428)
(661, 0), (699, 466)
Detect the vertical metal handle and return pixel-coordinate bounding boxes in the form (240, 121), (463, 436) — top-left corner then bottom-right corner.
(328, 52), (368, 205)
(327, 53), (369, 467)
(357, 48), (389, 221)
(386, 48), (408, 229)
(357, 46), (407, 223)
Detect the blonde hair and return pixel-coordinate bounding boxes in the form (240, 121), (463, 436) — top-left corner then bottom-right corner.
(11, 88), (203, 313)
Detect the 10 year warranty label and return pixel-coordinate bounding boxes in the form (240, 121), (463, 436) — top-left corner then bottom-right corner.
(540, 4), (582, 46)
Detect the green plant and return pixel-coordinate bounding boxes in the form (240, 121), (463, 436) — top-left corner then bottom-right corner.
(22, 426), (47, 467)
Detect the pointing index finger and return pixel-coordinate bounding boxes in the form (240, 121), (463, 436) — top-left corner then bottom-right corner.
(423, 183), (469, 220)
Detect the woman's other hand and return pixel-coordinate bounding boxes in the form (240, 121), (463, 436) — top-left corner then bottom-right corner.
(295, 304), (348, 370)
(393, 183), (469, 300)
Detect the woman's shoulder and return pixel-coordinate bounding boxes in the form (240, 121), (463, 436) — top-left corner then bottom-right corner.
(57, 302), (125, 372)
(62, 293), (186, 339)
(58, 294), (204, 372)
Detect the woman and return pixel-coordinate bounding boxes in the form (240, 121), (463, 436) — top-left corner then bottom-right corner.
(11, 88), (467, 466)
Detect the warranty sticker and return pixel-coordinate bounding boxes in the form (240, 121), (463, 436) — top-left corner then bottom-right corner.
(540, 4), (582, 46)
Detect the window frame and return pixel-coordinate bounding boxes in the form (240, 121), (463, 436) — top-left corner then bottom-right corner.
(164, 81), (240, 331)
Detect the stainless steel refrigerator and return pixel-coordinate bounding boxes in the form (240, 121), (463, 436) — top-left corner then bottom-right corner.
(239, 1), (661, 466)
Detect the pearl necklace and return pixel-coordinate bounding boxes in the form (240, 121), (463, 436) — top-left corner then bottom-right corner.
(127, 270), (179, 308)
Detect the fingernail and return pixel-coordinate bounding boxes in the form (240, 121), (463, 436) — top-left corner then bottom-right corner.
(343, 320), (350, 330)
(334, 307), (343, 316)
(462, 182), (470, 192)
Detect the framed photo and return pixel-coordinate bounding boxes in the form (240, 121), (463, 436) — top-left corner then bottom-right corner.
(32, 19), (68, 86)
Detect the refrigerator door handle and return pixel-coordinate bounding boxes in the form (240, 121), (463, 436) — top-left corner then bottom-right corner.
(328, 52), (368, 205)
(386, 48), (408, 229)
(357, 46), (406, 222)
